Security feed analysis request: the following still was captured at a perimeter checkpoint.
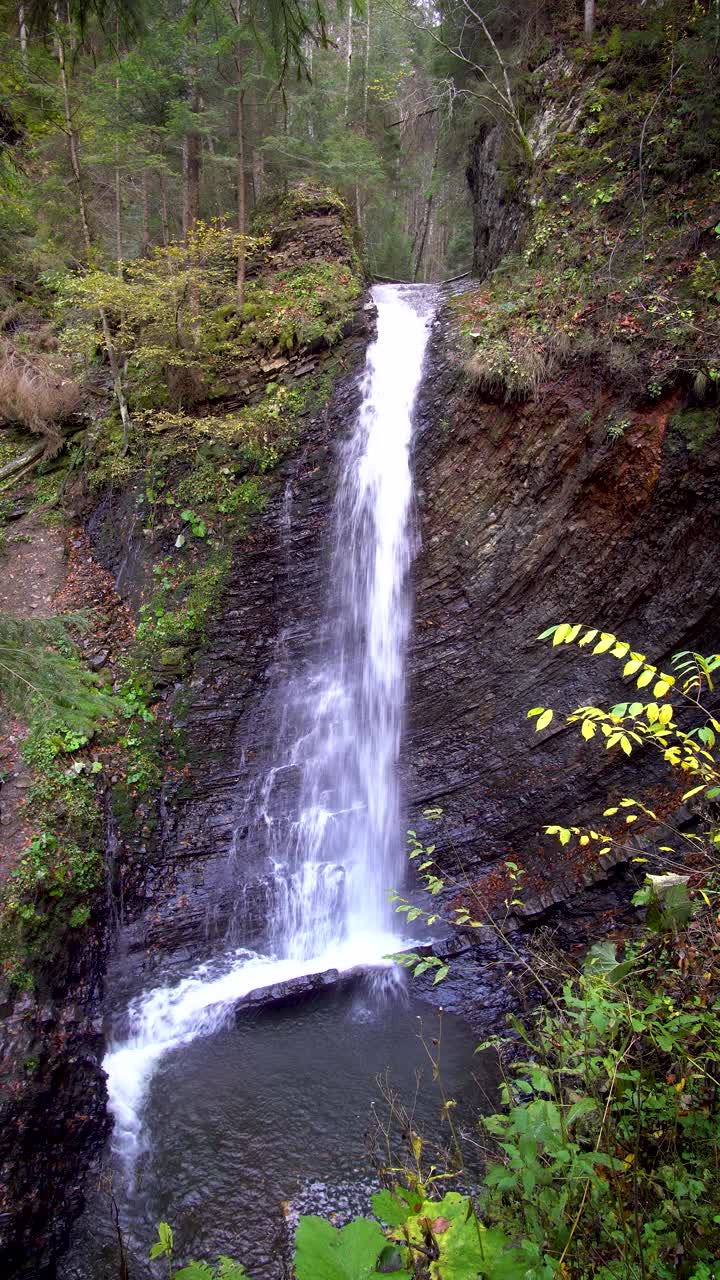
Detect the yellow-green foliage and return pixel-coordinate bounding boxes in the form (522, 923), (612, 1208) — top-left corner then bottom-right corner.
(531, 623), (720, 868)
(57, 223), (267, 407)
(86, 380), (310, 496)
(240, 262), (361, 353)
(56, 217), (361, 411)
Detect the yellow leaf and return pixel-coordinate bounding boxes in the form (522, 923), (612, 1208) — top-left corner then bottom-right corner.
(536, 709), (553, 731)
(646, 703), (659, 723)
(593, 633), (616, 655)
(659, 704), (673, 725)
(654, 679), (671, 697)
(552, 623), (570, 647)
(581, 720), (595, 740)
(623, 658), (643, 676)
(636, 669), (654, 689)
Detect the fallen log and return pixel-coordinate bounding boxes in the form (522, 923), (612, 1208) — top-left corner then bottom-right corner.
(0, 440), (44, 486)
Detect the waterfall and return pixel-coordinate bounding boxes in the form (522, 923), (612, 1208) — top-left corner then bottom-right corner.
(104, 284), (436, 1173)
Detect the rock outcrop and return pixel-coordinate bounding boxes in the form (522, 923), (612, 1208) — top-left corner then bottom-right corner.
(406, 293), (720, 911)
(0, 937), (109, 1277)
(466, 123), (527, 279)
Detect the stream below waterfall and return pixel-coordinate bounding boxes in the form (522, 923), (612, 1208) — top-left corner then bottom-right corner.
(62, 988), (494, 1279)
(60, 285), (490, 1278)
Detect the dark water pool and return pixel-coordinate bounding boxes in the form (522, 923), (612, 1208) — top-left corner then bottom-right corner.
(61, 980), (495, 1279)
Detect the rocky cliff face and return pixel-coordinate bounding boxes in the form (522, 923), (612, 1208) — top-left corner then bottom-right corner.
(406, 293), (720, 913)
(466, 124), (527, 279)
(0, 935), (109, 1277)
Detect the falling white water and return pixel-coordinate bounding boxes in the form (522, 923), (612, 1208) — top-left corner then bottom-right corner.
(104, 284), (436, 1173)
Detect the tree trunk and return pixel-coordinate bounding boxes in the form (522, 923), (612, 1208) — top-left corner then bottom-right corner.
(362, 0), (371, 132)
(251, 144), (263, 206)
(182, 11), (201, 239)
(159, 171), (170, 246)
(412, 131), (440, 282)
(230, 2), (246, 309)
(0, 442), (44, 487)
(584, 0), (595, 38)
(53, 7), (132, 452)
(281, 90), (289, 194)
(344, 0), (353, 119)
(114, 17), (122, 274)
(141, 169), (150, 254)
(249, 91), (264, 205)
(182, 13), (202, 341)
(182, 127), (201, 237)
(236, 81), (246, 309)
(17, 2), (28, 66)
(114, 165), (122, 272)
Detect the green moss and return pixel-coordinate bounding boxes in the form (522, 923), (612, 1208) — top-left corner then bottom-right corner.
(251, 184), (352, 237)
(667, 408), (718, 454)
(0, 717), (109, 988)
(128, 551), (231, 687)
(239, 261), (361, 354)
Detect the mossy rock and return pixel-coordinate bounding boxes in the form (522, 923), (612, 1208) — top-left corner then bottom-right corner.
(153, 645), (188, 680)
(111, 784), (137, 837)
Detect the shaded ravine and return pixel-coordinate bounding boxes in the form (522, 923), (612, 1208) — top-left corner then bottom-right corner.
(58, 285), (489, 1279)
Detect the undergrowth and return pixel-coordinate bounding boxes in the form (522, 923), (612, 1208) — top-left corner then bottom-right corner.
(461, 12), (720, 410)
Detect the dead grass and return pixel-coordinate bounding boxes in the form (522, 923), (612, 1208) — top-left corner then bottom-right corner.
(0, 341), (81, 452)
(465, 336), (551, 401)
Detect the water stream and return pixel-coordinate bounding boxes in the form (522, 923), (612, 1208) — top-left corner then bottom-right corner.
(61, 285), (492, 1278)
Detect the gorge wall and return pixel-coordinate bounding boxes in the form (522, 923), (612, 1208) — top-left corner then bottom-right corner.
(406, 300), (720, 915)
(405, 37), (720, 917)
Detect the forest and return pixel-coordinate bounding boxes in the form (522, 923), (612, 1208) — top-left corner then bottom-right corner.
(1, 0), (720, 1278)
(0, 0), (478, 293)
